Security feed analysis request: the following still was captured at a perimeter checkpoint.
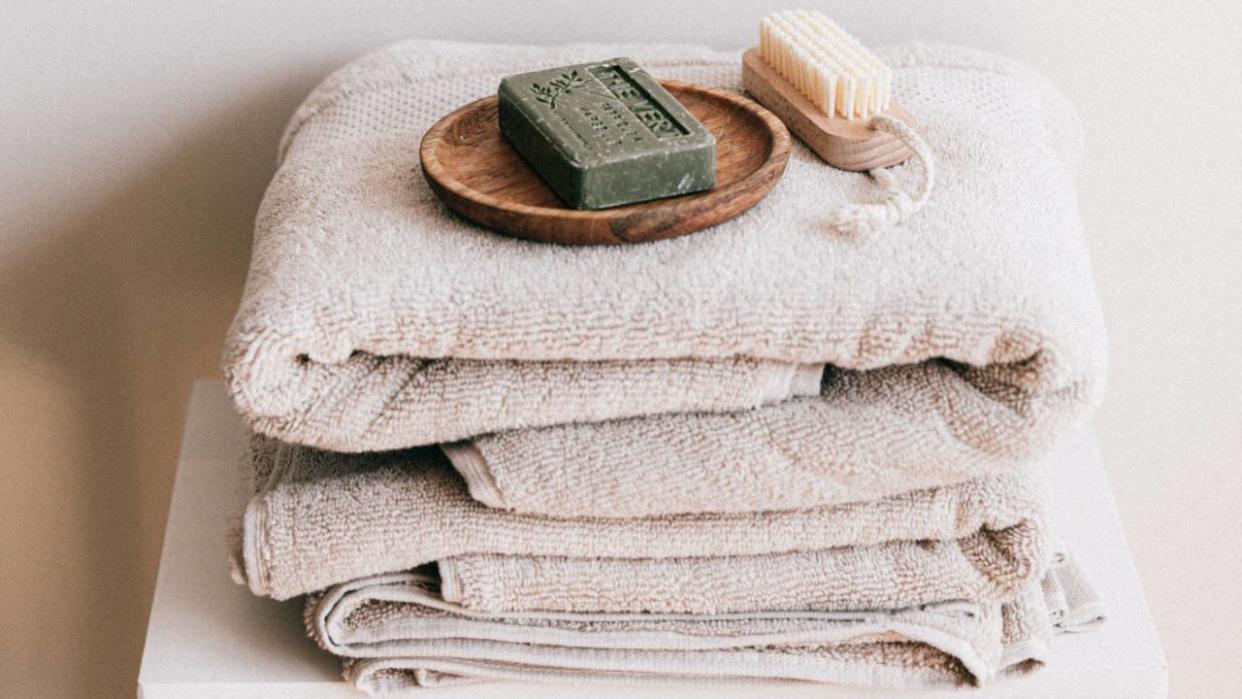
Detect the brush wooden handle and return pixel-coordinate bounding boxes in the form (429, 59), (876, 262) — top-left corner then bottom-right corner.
(742, 48), (914, 171)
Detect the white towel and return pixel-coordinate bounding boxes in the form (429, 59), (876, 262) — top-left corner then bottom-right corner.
(308, 553), (1101, 694)
(222, 40), (1105, 472)
(231, 436), (1047, 603)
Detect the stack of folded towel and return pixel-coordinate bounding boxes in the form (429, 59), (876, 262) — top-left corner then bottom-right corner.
(224, 39), (1108, 695)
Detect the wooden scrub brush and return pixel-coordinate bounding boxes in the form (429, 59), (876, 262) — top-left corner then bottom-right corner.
(742, 9), (917, 171)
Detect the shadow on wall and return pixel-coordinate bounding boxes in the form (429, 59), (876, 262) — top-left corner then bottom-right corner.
(0, 78), (314, 697)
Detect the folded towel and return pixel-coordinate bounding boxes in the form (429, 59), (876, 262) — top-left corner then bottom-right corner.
(222, 39), (1105, 464)
(442, 362), (1080, 517)
(307, 553), (1101, 693)
(231, 435), (1046, 602)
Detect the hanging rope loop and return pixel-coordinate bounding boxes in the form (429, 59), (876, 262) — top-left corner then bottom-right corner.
(825, 113), (936, 236)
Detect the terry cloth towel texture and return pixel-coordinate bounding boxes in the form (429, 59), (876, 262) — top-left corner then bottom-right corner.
(229, 431), (1104, 694)
(311, 552), (1102, 694)
(221, 38), (1106, 465)
(231, 435), (1049, 603)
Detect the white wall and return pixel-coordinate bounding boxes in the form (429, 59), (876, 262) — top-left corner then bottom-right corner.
(2, 1), (1239, 697)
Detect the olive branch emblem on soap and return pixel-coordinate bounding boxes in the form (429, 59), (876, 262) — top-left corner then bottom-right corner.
(529, 70), (587, 109)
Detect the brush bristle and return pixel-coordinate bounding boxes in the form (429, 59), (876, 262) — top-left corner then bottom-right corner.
(758, 9), (892, 121)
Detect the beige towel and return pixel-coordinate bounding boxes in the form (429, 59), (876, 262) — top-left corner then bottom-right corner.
(443, 361), (1086, 517)
(222, 39), (1105, 458)
(231, 436), (1047, 602)
(308, 554), (1101, 693)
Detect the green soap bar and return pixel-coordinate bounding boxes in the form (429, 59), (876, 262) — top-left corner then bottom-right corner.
(498, 57), (716, 210)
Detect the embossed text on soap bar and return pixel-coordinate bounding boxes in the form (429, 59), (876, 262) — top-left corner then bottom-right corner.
(588, 65), (689, 139)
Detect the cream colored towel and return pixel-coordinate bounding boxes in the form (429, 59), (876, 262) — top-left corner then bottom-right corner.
(308, 553), (1101, 694)
(222, 39), (1105, 459)
(443, 362), (1085, 517)
(232, 436), (1046, 602)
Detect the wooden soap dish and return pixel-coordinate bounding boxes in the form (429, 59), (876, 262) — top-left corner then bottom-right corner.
(741, 48), (914, 171)
(420, 81), (790, 246)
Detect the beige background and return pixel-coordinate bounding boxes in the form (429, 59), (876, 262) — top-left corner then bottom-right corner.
(2, 1), (1239, 697)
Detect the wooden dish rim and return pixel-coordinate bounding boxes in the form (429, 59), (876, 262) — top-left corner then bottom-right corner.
(419, 80), (792, 223)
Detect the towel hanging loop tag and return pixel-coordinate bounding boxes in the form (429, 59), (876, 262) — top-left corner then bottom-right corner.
(824, 113), (936, 236)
